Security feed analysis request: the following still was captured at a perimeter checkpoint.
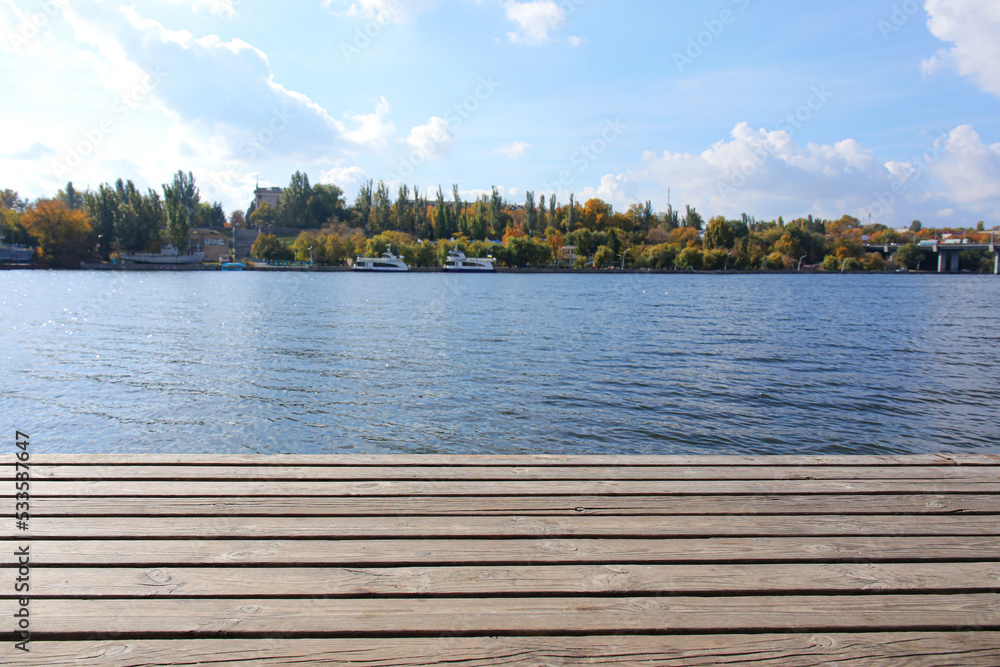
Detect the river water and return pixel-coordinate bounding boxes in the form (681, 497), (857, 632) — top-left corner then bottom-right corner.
(2, 270), (998, 455)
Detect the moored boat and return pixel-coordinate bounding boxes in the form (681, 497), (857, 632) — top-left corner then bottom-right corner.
(353, 251), (409, 272)
(120, 245), (205, 264)
(443, 250), (496, 272)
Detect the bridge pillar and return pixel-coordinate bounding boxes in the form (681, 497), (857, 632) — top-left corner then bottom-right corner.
(938, 251), (947, 273)
(950, 251), (961, 273)
(995, 251), (999, 275)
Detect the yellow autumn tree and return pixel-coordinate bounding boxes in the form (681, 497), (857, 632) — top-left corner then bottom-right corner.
(22, 200), (93, 267)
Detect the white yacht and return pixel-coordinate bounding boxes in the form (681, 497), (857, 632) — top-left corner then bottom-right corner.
(443, 250), (496, 272)
(353, 251), (409, 272)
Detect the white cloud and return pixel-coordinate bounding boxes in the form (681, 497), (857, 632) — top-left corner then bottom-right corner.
(567, 35), (583, 47)
(320, 165), (367, 190)
(493, 140), (530, 159)
(322, 0), (437, 23)
(602, 122), (998, 226)
(0, 1), (402, 214)
(343, 97), (395, 148)
(403, 116), (452, 158)
(923, 0), (1000, 97)
(504, 1), (565, 44)
(927, 124), (1000, 205)
(159, 0), (237, 18)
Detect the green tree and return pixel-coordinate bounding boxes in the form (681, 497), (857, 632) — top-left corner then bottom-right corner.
(248, 202), (278, 228)
(676, 246), (703, 270)
(371, 181), (392, 233)
(488, 186), (505, 236)
(251, 233), (293, 260)
(525, 191), (537, 234)
(0, 189), (27, 211)
(207, 202), (226, 229)
(661, 204), (680, 231)
(162, 170), (199, 251)
(85, 185), (118, 257)
(566, 193), (577, 232)
(354, 179), (374, 231)
(704, 216), (734, 250)
(893, 243), (924, 270)
(592, 245), (615, 269)
(910, 220), (923, 233)
(278, 171), (312, 227)
(307, 183), (345, 227)
(683, 205), (704, 231)
(57, 182), (84, 210)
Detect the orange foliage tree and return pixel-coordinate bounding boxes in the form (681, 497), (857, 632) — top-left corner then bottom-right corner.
(22, 200), (93, 267)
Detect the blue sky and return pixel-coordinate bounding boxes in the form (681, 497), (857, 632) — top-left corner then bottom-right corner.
(1, 0), (998, 228)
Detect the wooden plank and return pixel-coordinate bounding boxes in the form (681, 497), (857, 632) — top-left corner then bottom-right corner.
(7, 634), (1000, 667)
(26, 454), (1000, 466)
(18, 479), (1000, 497)
(24, 464), (1000, 481)
(5, 514), (998, 539)
(16, 562), (1000, 598)
(3, 594), (999, 636)
(5, 536), (999, 566)
(8, 633), (1000, 667)
(25, 493), (1000, 516)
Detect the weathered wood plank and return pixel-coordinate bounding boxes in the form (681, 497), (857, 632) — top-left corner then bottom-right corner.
(17, 479), (1000, 497)
(9, 633), (1000, 667)
(4, 536), (999, 566)
(24, 464), (1000, 481)
(5, 514), (998, 539)
(3, 595), (998, 636)
(25, 494), (1000, 516)
(7, 634), (1000, 667)
(26, 454), (1000, 466)
(15, 563), (1000, 598)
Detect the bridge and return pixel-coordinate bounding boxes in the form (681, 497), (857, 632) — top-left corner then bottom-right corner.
(863, 240), (1000, 274)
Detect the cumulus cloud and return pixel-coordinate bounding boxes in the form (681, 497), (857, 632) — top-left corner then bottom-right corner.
(343, 97), (395, 148)
(320, 165), (367, 190)
(923, 0), (1000, 97)
(603, 122), (992, 226)
(159, 0), (237, 18)
(493, 141), (530, 159)
(0, 0), (404, 212)
(504, 1), (565, 44)
(403, 116), (452, 158)
(927, 124), (1000, 205)
(322, 0), (438, 23)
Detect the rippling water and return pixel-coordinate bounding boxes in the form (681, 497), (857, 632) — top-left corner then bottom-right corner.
(2, 270), (998, 455)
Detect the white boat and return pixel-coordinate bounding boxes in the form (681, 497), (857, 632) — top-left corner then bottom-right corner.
(353, 251), (409, 272)
(443, 250), (496, 272)
(120, 245), (205, 264)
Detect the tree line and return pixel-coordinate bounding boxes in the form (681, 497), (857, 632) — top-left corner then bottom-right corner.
(2, 169), (996, 271)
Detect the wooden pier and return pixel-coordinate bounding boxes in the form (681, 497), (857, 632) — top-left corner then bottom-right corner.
(4, 454), (1000, 665)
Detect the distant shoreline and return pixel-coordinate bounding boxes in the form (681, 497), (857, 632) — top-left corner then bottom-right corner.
(0, 263), (985, 276)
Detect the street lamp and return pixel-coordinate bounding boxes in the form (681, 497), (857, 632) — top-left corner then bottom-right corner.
(308, 245), (314, 267)
(797, 254), (807, 271)
(618, 252), (626, 270)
